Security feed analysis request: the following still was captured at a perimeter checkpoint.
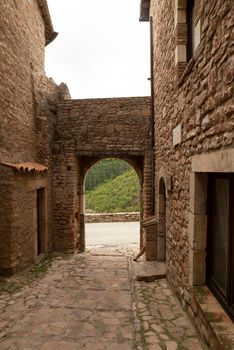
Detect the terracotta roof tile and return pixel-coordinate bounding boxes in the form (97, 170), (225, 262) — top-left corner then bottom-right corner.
(0, 162), (48, 173)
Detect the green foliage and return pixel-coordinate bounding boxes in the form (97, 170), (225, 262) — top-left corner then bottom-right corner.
(86, 168), (140, 213)
(85, 159), (131, 192)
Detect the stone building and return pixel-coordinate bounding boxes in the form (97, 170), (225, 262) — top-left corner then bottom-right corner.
(140, 0), (234, 347)
(0, 0), (69, 275)
(53, 97), (153, 253)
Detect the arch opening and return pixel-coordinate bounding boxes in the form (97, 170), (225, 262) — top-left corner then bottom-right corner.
(80, 158), (142, 250)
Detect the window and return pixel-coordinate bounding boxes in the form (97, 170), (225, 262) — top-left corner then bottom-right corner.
(187, 0), (195, 61)
(207, 174), (234, 321)
(175, 0), (202, 77)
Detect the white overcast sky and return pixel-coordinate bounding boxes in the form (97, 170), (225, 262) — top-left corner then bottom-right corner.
(45, 0), (150, 99)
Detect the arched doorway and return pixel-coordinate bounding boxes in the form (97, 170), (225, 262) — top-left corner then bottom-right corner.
(79, 157), (143, 251)
(158, 178), (166, 261)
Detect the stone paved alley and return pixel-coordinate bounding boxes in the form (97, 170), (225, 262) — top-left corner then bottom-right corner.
(0, 244), (207, 350)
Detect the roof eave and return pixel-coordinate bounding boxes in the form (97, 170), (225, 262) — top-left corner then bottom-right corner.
(0, 162), (48, 173)
(139, 0), (150, 22)
(45, 31), (58, 46)
(37, 0), (58, 45)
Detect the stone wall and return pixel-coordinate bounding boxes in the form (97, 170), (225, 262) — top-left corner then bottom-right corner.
(53, 97), (153, 252)
(149, 0), (234, 345)
(56, 97), (152, 153)
(85, 212), (140, 223)
(0, 167), (14, 274)
(0, 1), (62, 274)
(150, 0), (233, 292)
(0, 0), (46, 162)
(0, 165), (49, 275)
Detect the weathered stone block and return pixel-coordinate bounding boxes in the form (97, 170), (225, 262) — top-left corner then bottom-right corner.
(188, 212), (207, 251)
(189, 173), (207, 215)
(189, 249), (206, 286)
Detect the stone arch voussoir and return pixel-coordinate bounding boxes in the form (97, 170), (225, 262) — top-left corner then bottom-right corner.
(158, 166), (171, 199)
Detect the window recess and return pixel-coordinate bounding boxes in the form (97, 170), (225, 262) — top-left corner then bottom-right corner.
(174, 0), (202, 78)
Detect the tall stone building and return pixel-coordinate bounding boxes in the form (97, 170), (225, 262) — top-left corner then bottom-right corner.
(0, 0), (69, 275)
(140, 0), (234, 347)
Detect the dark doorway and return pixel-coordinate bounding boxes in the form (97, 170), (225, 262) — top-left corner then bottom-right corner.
(36, 188), (45, 257)
(207, 174), (234, 321)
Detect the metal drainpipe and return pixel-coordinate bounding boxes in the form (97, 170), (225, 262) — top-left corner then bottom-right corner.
(150, 15), (156, 215)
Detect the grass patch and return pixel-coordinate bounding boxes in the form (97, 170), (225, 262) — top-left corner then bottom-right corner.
(86, 168), (140, 213)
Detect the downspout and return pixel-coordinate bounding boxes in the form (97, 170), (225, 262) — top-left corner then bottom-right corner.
(150, 16), (156, 215)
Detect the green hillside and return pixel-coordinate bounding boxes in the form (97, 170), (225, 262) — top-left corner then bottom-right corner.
(85, 159), (131, 192)
(85, 168), (140, 213)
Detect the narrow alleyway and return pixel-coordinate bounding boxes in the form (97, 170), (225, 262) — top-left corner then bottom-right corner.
(0, 245), (207, 350)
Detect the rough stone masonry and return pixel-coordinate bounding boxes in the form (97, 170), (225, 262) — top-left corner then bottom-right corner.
(142, 0), (234, 348)
(0, 0), (233, 349)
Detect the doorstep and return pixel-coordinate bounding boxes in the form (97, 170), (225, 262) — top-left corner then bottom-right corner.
(131, 259), (166, 281)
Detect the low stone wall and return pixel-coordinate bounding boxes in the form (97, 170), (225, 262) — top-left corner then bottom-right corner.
(85, 212), (140, 223)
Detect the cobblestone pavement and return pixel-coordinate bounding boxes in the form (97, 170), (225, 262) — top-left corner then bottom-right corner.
(0, 245), (207, 349)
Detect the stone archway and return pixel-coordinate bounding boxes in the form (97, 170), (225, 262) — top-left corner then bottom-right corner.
(158, 177), (166, 261)
(52, 96), (153, 254)
(77, 154), (144, 252)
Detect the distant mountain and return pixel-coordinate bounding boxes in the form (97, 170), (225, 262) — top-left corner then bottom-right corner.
(85, 160), (140, 213)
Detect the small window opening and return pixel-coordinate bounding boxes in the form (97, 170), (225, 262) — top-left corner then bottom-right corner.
(187, 0), (195, 61)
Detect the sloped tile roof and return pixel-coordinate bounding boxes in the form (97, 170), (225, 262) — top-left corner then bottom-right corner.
(0, 162), (48, 173)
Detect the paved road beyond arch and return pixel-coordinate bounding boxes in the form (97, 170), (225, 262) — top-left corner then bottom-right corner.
(85, 222), (140, 246)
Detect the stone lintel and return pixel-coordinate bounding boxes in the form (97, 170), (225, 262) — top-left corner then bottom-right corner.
(192, 148), (234, 173)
